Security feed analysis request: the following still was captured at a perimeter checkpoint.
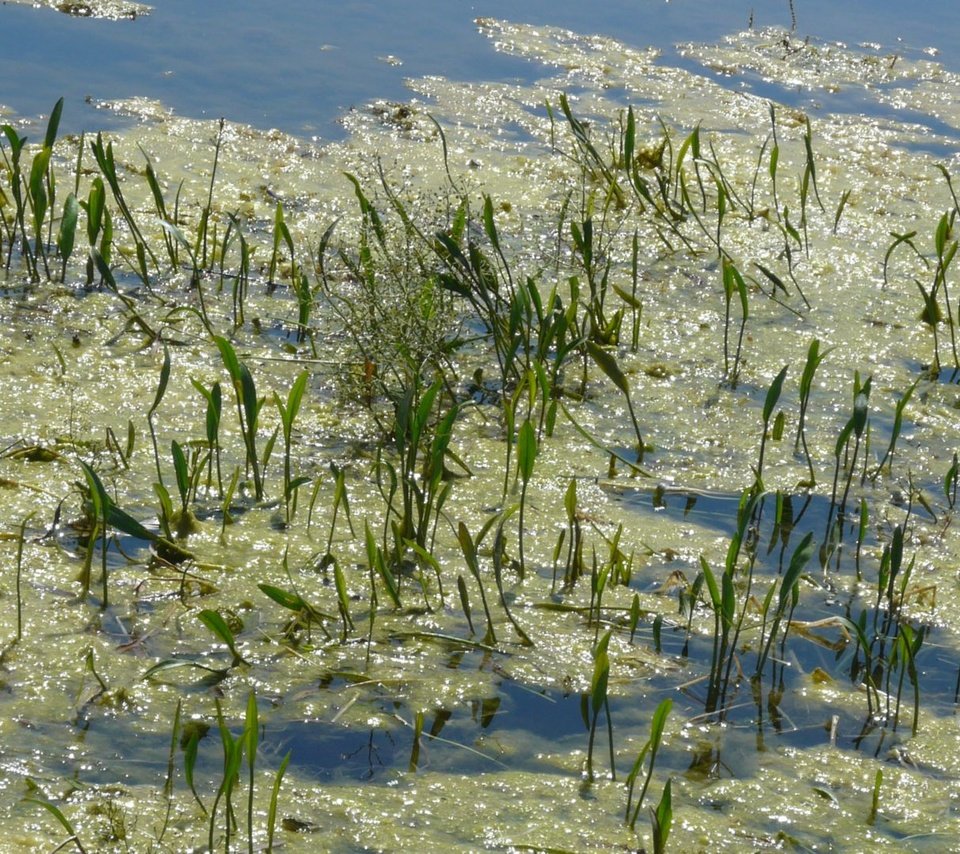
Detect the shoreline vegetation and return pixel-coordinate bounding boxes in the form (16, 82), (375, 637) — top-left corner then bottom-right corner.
(2, 18), (960, 851)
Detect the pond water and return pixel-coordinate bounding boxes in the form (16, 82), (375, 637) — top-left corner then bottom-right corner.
(2, 0), (959, 136)
(4, 1), (960, 852)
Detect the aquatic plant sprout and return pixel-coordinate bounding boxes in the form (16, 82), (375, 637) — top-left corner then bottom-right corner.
(3, 16), (960, 853)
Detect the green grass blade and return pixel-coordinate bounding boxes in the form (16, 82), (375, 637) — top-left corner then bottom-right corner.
(267, 752), (291, 852)
(763, 365), (789, 425)
(57, 192), (79, 261)
(777, 531), (813, 615)
(43, 98), (64, 149)
(25, 797), (88, 854)
(518, 419), (537, 484)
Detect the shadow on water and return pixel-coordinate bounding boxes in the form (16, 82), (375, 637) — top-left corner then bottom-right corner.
(268, 674), (588, 782)
(616, 483), (960, 761)
(51, 478), (960, 795)
(234, 482), (960, 794)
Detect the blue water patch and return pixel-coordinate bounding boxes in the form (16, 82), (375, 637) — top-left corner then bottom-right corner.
(1, 0), (957, 137)
(269, 675), (589, 782)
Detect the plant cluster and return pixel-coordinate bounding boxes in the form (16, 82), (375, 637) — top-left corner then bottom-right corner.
(1, 90), (957, 851)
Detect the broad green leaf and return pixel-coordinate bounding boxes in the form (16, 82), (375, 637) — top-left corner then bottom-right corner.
(198, 608), (237, 651)
(412, 378), (441, 448)
(649, 697), (671, 750)
(564, 477), (577, 523)
(258, 583), (306, 613)
(720, 571), (735, 629)
(624, 105), (636, 168)
(57, 192), (79, 260)
(213, 335), (241, 383)
(699, 557), (720, 609)
(148, 346), (171, 417)
(482, 194), (501, 251)
(457, 522), (481, 580)
(86, 177), (105, 244)
(140, 658), (226, 680)
(25, 797), (81, 842)
(753, 262), (789, 296)
(281, 371), (309, 434)
(612, 283), (642, 308)
(777, 531), (814, 614)
(590, 650), (610, 717)
(78, 459), (108, 514)
(517, 419), (537, 484)
(587, 341), (630, 397)
(171, 440), (189, 503)
(653, 779), (673, 851)
(763, 365), (789, 425)
(365, 521), (400, 607)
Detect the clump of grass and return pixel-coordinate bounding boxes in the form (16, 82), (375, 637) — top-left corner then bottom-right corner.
(699, 490), (763, 716)
(0, 123), (30, 272)
(318, 175), (457, 405)
(191, 377), (224, 497)
(184, 691), (291, 852)
(391, 377), (459, 555)
(556, 477), (585, 590)
(82, 175), (110, 285)
(5, 79), (959, 852)
(220, 213), (252, 328)
(753, 531), (814, 678)
(214, 335), (265, 501)
(1, 100), (64, 280)
(823, 372), (871, 559)
(90, 132), (159, 281)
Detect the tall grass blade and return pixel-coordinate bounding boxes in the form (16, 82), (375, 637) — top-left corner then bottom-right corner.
(267, 752), (291, 853)
(25, 798), (88, 854)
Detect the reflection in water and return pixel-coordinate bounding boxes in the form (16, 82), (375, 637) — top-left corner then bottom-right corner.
(621, 484), (955, 761)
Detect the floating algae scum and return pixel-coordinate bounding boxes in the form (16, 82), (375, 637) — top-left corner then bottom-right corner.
(3, 0), (149, 20)
(4, 12), (960, 852)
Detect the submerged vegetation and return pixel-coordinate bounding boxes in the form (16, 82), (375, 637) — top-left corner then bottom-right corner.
(3, 17), (960, 852)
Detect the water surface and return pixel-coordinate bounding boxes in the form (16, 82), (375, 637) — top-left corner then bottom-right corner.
(3, 3), (960, 852)
(1, 0), (957, 136)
